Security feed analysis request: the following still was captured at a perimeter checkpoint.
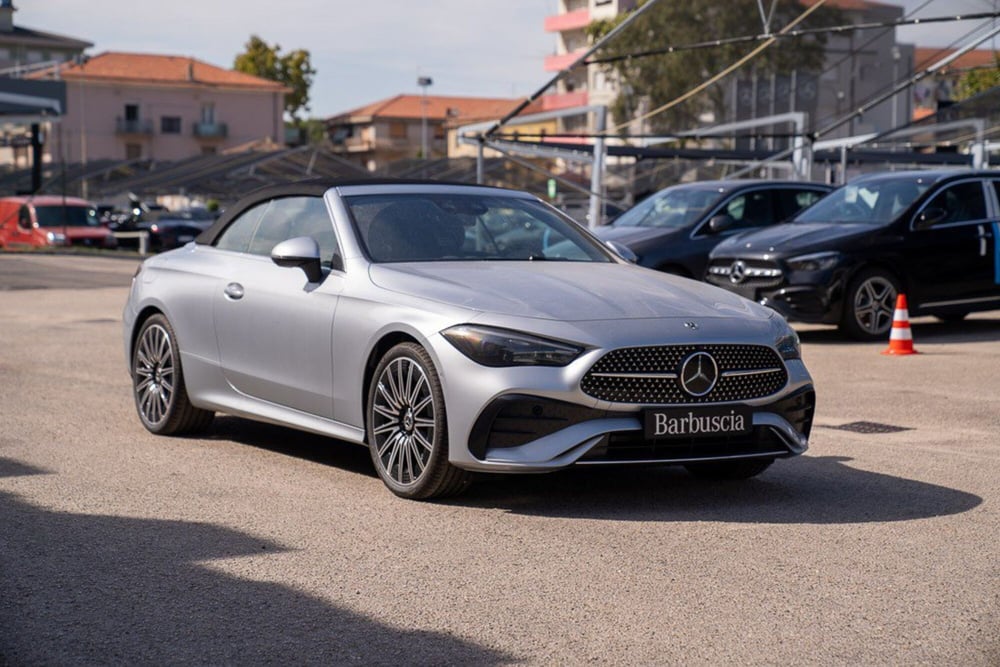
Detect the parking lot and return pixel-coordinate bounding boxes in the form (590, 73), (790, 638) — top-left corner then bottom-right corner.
(1, 253), (998, 664)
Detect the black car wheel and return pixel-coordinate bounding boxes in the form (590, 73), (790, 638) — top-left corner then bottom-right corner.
(132, 314), (214, 435)
(840, 268), (899, 341)
(367, 343), (472, 499)
(685, 458), (773, 480)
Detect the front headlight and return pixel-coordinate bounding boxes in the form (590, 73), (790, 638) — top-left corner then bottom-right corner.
(442, 325), (584, 367)
(45, 231), (67, 245)
(774, 322), (801, 360)
(786, 251), (840, 272)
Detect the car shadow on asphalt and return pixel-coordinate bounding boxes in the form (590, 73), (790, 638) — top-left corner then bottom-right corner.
(451, 455), (983, 524)
(0, 457), (515, 665)
(797, 316), (1000, 345)
(194, 419), (981, 526)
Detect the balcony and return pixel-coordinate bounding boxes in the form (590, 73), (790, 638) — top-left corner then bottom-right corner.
(544, 49), (588, 72)
(541, 91), (589, 111)
(115, 118), (153, 135)
(193, 122), (228, 139)
(544, 8), (590, 33)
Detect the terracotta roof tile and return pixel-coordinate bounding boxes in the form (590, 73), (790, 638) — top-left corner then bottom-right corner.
(915, 47), (998, 72)
(36, 51), (288, 92)
(332, 94), (533, 122)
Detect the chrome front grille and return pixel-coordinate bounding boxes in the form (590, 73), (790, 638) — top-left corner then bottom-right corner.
(581, 344), (787, 404)
(706, 260), (784, 289)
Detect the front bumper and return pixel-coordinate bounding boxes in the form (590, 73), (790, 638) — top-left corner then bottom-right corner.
(706, 269), (847, 325)
(432, 317), (815, 473)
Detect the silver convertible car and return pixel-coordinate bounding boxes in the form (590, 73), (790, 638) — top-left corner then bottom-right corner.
(123, 180), (815, 499)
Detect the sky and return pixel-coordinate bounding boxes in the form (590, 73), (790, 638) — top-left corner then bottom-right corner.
(14, 0), (1000, 120)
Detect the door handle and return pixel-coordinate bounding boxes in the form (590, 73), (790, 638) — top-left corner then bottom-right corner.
(224, 282), (244, 300)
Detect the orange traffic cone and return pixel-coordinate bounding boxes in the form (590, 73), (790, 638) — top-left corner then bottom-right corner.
(881, 293), (919, 355)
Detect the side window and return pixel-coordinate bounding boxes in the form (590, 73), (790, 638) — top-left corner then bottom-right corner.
(248, 197), (340, 264)
(725, 190), (774, 229)
(284, 196), (340, 267)
(214, 202), (269, 253)
(923, 182), (987, 226)
(776, 189), (824, 221)
(17, 205), (32, 229)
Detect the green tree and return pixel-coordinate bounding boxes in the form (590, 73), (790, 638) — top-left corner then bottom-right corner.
(234, 35), (317, 123)
(955, 56), (1000, 101)
(587, 0), (840, 134)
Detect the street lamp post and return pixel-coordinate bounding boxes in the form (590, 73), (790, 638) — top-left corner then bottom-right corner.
(418, 76), (432, 159)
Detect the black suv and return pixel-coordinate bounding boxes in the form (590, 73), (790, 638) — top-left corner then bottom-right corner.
(594, 180), (831, 277)
(706, 169), (1000, 340)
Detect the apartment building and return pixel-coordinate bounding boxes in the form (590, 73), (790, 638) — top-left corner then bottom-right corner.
(0, 0), (90, 74)
(542, 0), (916, 138)
(327, 94), (532, 171)
(32, 52), (288, 163)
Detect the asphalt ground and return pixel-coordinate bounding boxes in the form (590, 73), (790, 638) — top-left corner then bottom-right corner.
(1, 254), (998, 665)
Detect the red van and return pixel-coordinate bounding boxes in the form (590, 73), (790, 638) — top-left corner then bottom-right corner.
(0, 195), (116, 250)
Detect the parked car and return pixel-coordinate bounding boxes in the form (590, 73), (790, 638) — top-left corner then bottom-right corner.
(706, 169), (1000, 340)
(112, 207), (216, 252)
(594, 180), (832, 278)
(0, 195), (116, 250)
(123, 179), (815, 499)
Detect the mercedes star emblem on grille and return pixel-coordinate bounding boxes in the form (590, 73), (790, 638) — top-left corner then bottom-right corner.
(730, 260), (747, 284)
(684, 321), (698, 330)
(679, 351), (719, 397)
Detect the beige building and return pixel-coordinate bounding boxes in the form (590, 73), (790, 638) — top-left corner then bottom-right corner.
(32, 51), (288, 163)
(328, 95), (536, 171)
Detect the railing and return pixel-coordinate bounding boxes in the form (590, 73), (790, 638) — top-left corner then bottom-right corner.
(115, 118), (153, 135)
(193, 122), (228, 139)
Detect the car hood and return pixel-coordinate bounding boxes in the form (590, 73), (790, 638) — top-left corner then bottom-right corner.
(591, 225), (681, 246)
(369, 262), (765, 322)
(712, 221), (875, 258)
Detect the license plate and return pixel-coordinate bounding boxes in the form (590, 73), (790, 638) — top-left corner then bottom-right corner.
(643, 405), (753, 439)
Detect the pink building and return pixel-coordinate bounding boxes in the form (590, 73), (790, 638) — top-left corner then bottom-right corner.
(33, 51), (288, 163)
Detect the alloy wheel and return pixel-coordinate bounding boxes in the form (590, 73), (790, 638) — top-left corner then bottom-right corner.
(134, 323), (175, 425)
(371, 357), (436, 486)
(853, 276), (897, 336)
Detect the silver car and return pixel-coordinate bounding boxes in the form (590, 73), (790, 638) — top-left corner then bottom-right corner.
(123, 180), (814, 499)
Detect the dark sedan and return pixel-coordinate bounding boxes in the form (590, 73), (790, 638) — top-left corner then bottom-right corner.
(593, 180), (831, 278)
(113, 207), (217, 252)
(706, 169), (1000, 340)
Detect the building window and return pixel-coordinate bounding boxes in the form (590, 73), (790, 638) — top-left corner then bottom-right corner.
(125, 143), (142, 160)
(201, 103), (216, 125)
(389, 122), (407, 139)
(161, 116), (182, 134)
(124, 104), (139, 121)
(434, 124), (445, 139)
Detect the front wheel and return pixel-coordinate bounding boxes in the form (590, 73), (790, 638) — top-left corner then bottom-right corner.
(132, 314), (214, 435)
(366, 343), (472, 500)
(839, 268), (899, 341)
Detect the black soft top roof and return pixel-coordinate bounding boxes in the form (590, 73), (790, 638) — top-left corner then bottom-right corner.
(195, 178), (506, 246)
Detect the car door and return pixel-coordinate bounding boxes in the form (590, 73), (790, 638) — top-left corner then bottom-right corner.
(904, 179), (995, 307)
(211, 195), (343, 418)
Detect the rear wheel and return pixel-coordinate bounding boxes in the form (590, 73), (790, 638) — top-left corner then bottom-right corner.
(132, 314), (213, 435)
(366, 343), (472, 500)
(685, 458), (773, 480)
(839, 268), (899, 341)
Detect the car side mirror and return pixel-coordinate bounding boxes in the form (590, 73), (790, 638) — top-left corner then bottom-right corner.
(914, 207), (947, 230)
(605, 240), (638, 263)
(271, 236), (323, 283)
(707, 214), (735, 234)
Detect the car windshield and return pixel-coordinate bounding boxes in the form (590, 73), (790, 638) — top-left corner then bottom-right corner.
(346, 193), (613, 263)
(611, 187), (725, 229)
(34, 205), (101, 228)
(794, 176), (930, 225)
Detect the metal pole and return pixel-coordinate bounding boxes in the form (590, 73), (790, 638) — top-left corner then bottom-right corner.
(588, 106), (607, 229)
(476, 139), (484, 184)
(418, 76), (433, 160)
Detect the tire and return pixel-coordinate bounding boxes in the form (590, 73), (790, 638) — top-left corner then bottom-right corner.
(685, 458), (773, 480)
(132, 314), (214, 435)
(366, 342), (472, 500)
(839, 268), (899, 341)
